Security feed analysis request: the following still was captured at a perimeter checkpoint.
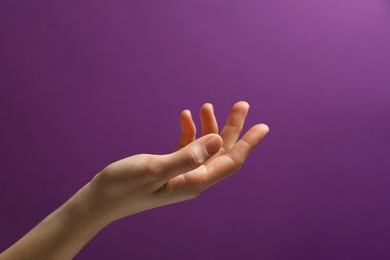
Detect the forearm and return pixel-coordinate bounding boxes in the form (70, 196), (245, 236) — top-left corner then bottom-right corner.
(0, 183), (107, 260)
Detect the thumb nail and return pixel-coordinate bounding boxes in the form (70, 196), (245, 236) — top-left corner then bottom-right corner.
(205, 135), (222, 154)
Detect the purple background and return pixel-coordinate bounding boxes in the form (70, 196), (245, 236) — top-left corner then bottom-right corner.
(1, 0), (390, 259)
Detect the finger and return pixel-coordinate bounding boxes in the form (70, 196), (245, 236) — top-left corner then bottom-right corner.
(175, 110), (196, 151)
(160, 134), (223, 181)
(200, 103), (218, 136)
(199, 124), (269, 188)
(219, 101), (250, 151)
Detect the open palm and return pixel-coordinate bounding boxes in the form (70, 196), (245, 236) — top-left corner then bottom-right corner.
(157, 101), (269, 202)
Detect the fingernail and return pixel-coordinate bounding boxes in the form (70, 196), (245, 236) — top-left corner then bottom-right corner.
(205, 135), (222, 154)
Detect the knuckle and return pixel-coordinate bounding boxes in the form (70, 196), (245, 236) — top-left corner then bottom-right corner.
(232, 163), (242, 172)
(185, 150), (203, 169)
(229, 124), (242, 132)
(143, 155), (163, 175)
(235, 125), (243, 132)
(228, 156), (243, 173)
(188, 185), (204, 200)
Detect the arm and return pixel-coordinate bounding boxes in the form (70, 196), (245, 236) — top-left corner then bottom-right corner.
(0, 101), (269, 259)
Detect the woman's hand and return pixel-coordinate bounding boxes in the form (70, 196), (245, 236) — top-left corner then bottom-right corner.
(82, 101), (270, 225)
(0, 101), (269, 260)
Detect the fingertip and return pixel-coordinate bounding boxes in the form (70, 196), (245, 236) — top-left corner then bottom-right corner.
(201, 102), (214, 112)
(235, 100), (250, 109)
(255, 124), (270, 134)
(181, 109), (191, 118)
(231, 101), (250, 115)
(261, 123), (270, 132)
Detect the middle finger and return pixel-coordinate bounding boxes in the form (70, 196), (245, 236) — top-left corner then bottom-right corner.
(219, 101), (250, 150)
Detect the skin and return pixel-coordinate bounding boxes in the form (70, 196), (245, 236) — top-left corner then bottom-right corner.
(0, 101), (269, 260)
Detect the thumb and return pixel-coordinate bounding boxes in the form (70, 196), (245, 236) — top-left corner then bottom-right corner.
(159, 134), (223, 180)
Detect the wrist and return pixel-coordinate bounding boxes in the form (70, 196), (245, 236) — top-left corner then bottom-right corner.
(71, 182), (114, 228)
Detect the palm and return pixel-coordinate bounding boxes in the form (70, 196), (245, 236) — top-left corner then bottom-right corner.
(161, 101), (269, 198)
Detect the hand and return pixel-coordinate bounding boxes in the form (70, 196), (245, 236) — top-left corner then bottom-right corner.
(80, 101), (269, 224)
(0, 101), (269, 259)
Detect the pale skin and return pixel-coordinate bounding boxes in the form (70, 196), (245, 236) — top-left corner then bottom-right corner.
(0, 101), (269, 259)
